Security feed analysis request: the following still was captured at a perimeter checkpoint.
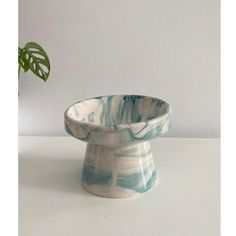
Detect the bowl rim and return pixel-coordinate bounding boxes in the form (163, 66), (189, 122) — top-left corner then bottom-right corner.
(64, 94), (171, 131)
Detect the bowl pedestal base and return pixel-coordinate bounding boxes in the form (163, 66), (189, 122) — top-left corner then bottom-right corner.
(81, 141), (157, 198)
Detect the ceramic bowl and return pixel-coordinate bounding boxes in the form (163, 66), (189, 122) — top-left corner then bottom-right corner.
(64, 95), (171, 198)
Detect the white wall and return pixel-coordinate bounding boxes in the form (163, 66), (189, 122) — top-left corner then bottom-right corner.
(19, 0), (220, 137)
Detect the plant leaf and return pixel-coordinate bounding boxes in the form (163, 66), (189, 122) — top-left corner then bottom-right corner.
(18, 47), (29, 72)
(23, 42), (50, 81)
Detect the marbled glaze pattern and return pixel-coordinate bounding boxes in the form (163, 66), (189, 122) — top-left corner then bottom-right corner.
(65, 95), (171, 146)
(64, 95), (171, 198)
(82, 142), (157, 197)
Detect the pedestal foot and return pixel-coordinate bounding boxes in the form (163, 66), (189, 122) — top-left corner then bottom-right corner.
(81, 141), (157, 198)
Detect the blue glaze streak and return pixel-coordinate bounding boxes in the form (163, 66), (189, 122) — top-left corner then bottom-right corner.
(115, 149), (152, 158)
(82, 165), (112, 186)
(117, 170), (157, 193)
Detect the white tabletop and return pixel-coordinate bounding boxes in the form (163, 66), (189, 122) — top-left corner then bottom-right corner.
(19, 137), (220, 236)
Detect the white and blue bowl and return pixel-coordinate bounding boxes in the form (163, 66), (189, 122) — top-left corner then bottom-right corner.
(64, 95), (171, 198)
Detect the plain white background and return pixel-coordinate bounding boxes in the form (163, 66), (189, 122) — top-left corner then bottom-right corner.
(18, 0), (220, 137)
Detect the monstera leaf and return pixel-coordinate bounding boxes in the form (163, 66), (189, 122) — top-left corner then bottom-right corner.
(18, 42), (50, 81)
(18, 47), (29, 73)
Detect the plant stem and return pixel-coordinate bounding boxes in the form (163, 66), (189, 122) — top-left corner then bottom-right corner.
(18, 64), (21, 79)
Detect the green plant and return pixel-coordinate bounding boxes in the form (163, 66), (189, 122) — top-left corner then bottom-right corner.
(18, 42), (50, 81)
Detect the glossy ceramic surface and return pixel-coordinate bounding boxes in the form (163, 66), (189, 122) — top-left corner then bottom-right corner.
(65, 95), (171, 198)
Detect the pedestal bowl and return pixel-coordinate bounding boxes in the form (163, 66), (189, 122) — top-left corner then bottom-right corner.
(64, 95), (171, 198)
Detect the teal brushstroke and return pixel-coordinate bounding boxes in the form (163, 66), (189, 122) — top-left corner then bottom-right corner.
(117, 170), (157, 193)
(82, 165), (112, 186)
(115, 149), (152, 158)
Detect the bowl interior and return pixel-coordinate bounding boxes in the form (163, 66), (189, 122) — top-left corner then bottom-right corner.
(65, 95), (169, 127)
